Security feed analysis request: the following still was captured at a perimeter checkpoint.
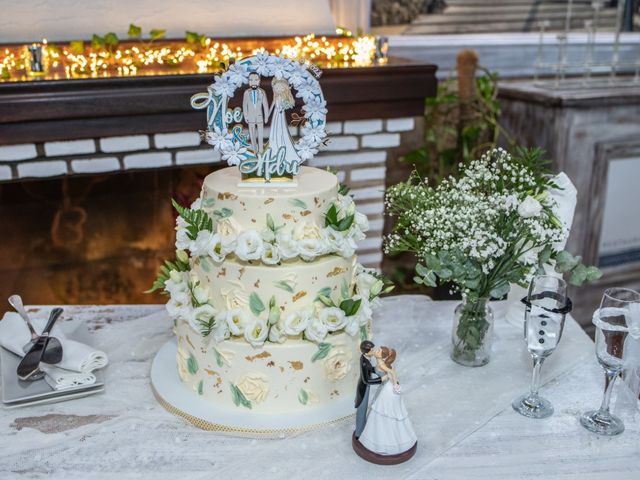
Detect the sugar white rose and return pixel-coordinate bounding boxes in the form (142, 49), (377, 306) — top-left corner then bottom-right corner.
(518, 196), (543, 218)
(211, 312), (230, 342)
(305, 316), (329, 343)
(209, 234), (226, 263)
(352, 295), (373, 326)
(298, 238), (325, 261)
(293, 222), (322, 240)
(268, 323), (287, 343)
(283, 309), (312, 336)
(216, 217), (241, 253)
(354, 211), (370, 232)
(189, 303), (216, 331)
(176, 347), (191, 382)
(244, 318), (269, 347)
(226, 309), (250, 335)
(276, 231), (299, 259)
(344, 315), (360, 337)
(190, 229), (215, 257)
(235, 230), (264, 261)
(261, 243), (282, 265)
(355, 271), (379, 300)
(236, 373), (269, 404)
(320, 307), (347, 332)
(323, 348), (352, 381)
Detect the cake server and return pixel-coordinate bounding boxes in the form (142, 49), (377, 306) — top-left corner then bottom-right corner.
(17, 307), (64, 381)
(8, 295), (64, 364)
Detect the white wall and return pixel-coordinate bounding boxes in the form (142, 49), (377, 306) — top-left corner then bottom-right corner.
(0, 0), (336, 42)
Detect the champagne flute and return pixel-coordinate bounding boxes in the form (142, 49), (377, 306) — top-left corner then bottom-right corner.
(580, 287), (640, 436)
(512, 275), (572, 419)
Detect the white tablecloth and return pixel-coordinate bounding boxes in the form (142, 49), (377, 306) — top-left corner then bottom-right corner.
(0, 297), (638, 479)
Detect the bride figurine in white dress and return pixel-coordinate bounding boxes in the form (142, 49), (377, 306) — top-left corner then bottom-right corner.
(358, 346), (418, 461)
(266, 78), (301, 167)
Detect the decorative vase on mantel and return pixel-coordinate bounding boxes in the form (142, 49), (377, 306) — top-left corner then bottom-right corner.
(450, 296), (495, 367)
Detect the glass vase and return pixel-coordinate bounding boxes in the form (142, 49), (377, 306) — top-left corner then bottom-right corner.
(451, 296), (495, 367)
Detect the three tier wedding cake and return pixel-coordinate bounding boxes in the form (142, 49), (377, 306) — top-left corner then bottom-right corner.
(150, 52), (389, 430)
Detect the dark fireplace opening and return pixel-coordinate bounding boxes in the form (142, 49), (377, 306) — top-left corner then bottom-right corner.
(0, 165), (219, 308)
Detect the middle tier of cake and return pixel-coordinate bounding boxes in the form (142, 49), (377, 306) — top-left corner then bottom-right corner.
(191, 254), (357, 319)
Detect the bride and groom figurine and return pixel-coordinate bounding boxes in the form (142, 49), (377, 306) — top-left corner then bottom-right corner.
(353, 340), (418, 465)
(242, 72), (301, 165)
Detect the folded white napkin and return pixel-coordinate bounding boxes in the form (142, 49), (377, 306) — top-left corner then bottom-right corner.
(0, 311), (108, 390)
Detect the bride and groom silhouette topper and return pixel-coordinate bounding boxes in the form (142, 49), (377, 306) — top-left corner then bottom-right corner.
(241, 72), (301, 179)
(353, 340), (417, 465)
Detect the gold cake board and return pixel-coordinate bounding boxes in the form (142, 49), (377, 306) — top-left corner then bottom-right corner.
(150, 339), (355, 438)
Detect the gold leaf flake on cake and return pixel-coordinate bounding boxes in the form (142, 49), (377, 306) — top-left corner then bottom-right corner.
(264, 198), (274, 205)
(300, 210), (311, 216)
(288, 361), (304, 370)
(254, 279), (260, 288)
(266, 361), (275, 367)
(245, 351), (272, 362)
(282, 213), (294, 220)
(204, 368), (218, 376)
(292, 291), (307, 302)
(217, 192), (238, 200)
(314, 197), (321, 207)
(304, 376), (310, 383)
(238, 267), (245, 280)
(279, 366), (285, 373)
(327, 266), (347, 278)
(217, 267), (227, 278)
(251, 218), (257, 223)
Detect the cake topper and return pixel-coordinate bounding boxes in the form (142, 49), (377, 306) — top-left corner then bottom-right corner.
(191, 52), (327, 187)
(352, 341), (417, 465)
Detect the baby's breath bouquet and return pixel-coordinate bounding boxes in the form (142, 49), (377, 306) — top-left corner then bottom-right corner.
(385, 147), (600, 366)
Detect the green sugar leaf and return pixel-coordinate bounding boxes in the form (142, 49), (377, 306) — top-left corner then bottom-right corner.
(289, 198), (307, 209)
(197, 380), (204, 395)
(298, 388), (309, 405)
(311, 342), (333, 362)
(274, 280), (294, 293)
(249, 292), (266, 316)
(187, 353), (198, 375)
(230, 383), (252, 409)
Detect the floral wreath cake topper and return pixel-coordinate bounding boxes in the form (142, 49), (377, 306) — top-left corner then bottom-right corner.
(191, 52), (327, 186)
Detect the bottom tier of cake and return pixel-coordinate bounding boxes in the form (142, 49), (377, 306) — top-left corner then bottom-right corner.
(174, 318), (361, 414)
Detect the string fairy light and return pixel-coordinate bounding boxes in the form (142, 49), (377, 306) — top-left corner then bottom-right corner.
(0, 30), (379, 81)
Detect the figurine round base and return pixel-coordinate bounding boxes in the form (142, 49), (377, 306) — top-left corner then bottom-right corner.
(150, 339), (355, 438)
(352, 432), (417, 465)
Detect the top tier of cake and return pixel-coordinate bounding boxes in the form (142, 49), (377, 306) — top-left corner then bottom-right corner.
(201, 166), (337, 234)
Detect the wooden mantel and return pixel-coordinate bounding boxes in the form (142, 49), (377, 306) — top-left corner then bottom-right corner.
(0, 59), (437, 145)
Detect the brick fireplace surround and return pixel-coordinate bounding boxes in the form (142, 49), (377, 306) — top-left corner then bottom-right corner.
(0, 60), (436, 305)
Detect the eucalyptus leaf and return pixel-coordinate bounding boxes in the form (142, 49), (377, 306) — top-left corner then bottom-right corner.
(187, 354), (198, 375)
(585, 266), (603, 282)
(266, 213), (276, 231)
(317, 295), (335, 308)
(489, 282), (510, 299)
(230, 383), (252, 409)
(339, 298), (361, 317)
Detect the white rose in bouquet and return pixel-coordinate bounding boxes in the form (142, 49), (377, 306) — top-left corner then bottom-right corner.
(320, 307), (347, 331)
(352, 295), (373, 326)
(175, 217), (191, 250)
(226, 309), (250, 335)
(517, 196), (543, 218)
(355, 271), (379, 300)
(354, 211), (370, 233)
(344, 315), (360, 337)
(244, 318), (269, 347)
(305, 316), (329, 343)
(192, 284), (210, 305)
(235, 230), (264, 261)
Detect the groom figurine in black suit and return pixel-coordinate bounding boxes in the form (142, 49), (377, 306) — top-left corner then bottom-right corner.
(354, 340), (382, 439)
